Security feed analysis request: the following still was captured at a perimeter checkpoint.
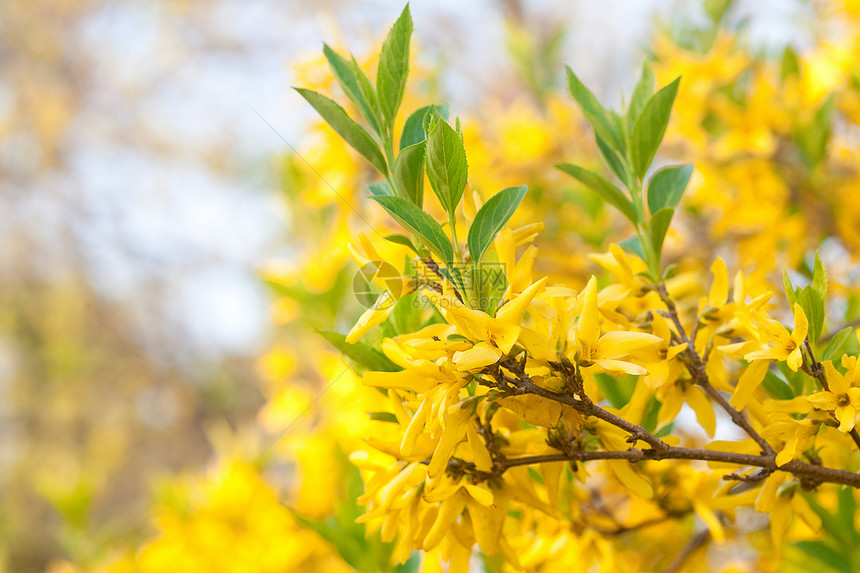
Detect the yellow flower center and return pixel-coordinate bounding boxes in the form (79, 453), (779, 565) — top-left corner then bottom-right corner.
(836, 393), (851, 407)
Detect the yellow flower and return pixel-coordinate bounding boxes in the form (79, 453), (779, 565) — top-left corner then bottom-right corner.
(739, 303), (808, 371)
(429, 277), (547, 354)
(574, 277), (661, 375)
(494, 226), (537, 297)
(808, 360), (860, 432)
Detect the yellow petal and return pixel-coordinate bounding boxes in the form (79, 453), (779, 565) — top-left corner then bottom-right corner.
(786, 345), (804, 372)
(823, 360), (849, 394)
(427, 408), (471, 477)
(593, 358), (648, 376)
(791, 303), (808, 344)
(345, 292), (394, 343)
(729, 359), (769, 409)
(686, 385), (716, 437)
(465, 423), (493, 472)
(594, 331), (662, 359)
(606, 460), (653, 499)
(495, 277), (548, 326)
(423, 489), (467, 550)
(453, 342), (503, 371)
(493, 227), (516, 273)
(577, 276), (601, 356)
(709, 257), (729, 307)
(694, 502), (725, 543)
(364, 371), (437, 393)
(462, 483), (494, 507)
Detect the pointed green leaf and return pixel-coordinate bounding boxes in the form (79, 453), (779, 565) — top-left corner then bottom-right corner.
(323, 44), (381, 134)
(376, 4), (413, 128)
(295, 88), (388, 175)
(631, 77), (680, 178)
(822, 327), (853, 361)
(797, 285), (825, 345)
(704, 0), (733, 23)
(647, 163), (694, 215)
(399, 103), (449, 150)
(619, 236), (645, 260)
(426, 118), (468, 216)
(350, 56), (380, 119)
(371, 195), (453, 264)
(649, 207), (674, 257)
(783, 269), (798, 308)
(317, 330), (400, 373)
(383, 233), (419, 253)
(565, 66), (625, 152)
(594, 373), (637, 408)
(556, 163), (638, 223)
(595, 133), (632, 187)
(761, 370), (795, 400)
(813, 251), (828, 300)
(628, 64), (656, 129)
(781, 45), (800, 79)
(393, 141), (425, 206)
(467, 185), (528, 263)
(368, 180), (393, 196)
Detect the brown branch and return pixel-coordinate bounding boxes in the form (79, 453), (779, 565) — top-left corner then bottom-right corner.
(484, 363), (860, 489)
(657, 284), (775, 456)
(494, 447), (860, 488)
(663, 529), (710, 573)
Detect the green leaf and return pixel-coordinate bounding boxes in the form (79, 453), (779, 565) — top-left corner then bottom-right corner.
(399, 103), (448, 150)
(323, 44), (381, 134)
(371, 195), (454, 264)
(813, 251), (828, 300)
(784, 269), (798, 308)
(594, 373), (637, 408)
(317, 330), (400, 373)
(393, 141), (425, 207)
(595, 133), (632, 188)
(781, 45), (801, 79)
(467, 185), (528, 263)
(647, 163), (694, 215)
(704, 0), (733, 23)
(619, 236), (645, 260)
(426, 118), (468, 216)
(368, 180), (393, 196)
(628, 63), (656, 129)
(793, 541), (852, 573)
(350, 56), (380, 121)
(556, 163), (638, 223)
(649, 207), (674, 257)
(383, 233), (419, 253)
(761, 369), (795, 400)
(795, 94), (835, 168)
(376, 4), (413, 129)
(295, 88), (389, 175)
(796, 285), (825, 345)
(823, 327), (853, 361)
(630, 77), (680, 178)
(640, 396), (662, 433)
(367, 411), (399, 423)
(565, 66), (625, 152)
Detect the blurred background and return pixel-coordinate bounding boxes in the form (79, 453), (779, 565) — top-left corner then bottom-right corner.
(0, 0), (830, 571)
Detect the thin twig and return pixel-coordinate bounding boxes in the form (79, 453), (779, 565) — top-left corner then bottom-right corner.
(663, 529), (711, 573)
(657, 284), (775, 456)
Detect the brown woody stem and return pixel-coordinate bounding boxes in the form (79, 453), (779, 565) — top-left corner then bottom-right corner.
(656, 284), (775, 456)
